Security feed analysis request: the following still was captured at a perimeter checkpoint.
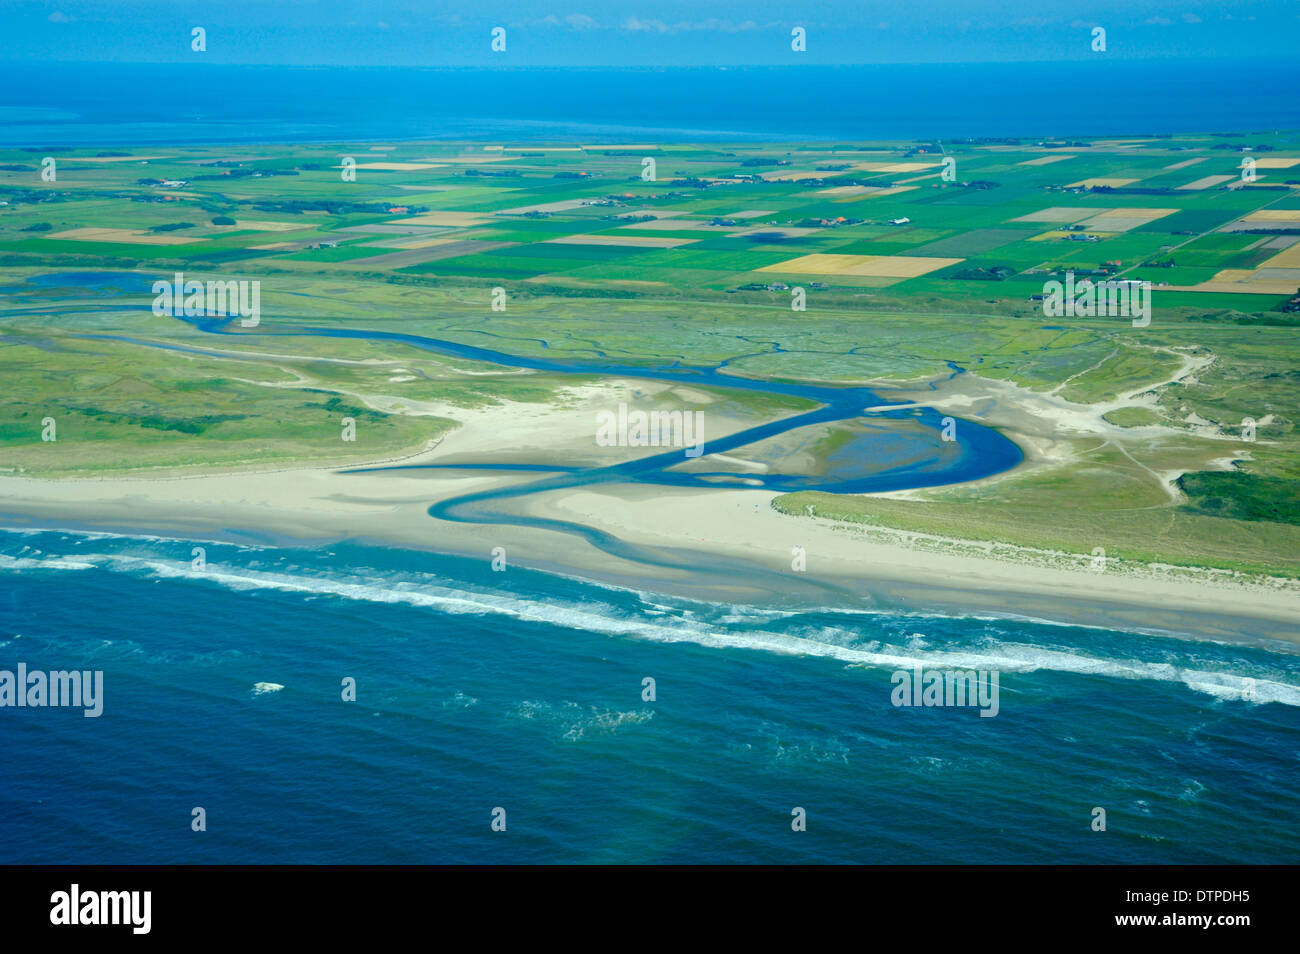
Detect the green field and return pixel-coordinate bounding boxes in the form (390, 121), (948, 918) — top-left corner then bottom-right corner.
(2, 135), (1298, 575)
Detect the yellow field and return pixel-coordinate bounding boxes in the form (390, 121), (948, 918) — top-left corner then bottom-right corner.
(757, 253), (962, 278)
(1177, 175), (1236, 190)
(497, 199), (593, 215)
(729, 226), (822, 239)
(617, 218), (739, 231)
(1066, 177), (1139, 188)
(349, 162), (443, 171)
(1169, 262), (1300, 295)
(1168, 278), (1300, 295)
(1242, 210), (1300, 224)
(1083, 207), (1178, 231)
(48, 227), (202, 245)
(834, 185), (917, 202)
(214, 220), (308, 232)
(1027, 230), (1108, 242)
(364, 236), (460, 250)
(759, 169), (830, 181)
(1164, 157), (1209, 170)
(414, 156), (511, 164)
(1017, 155), (1076, 166)
(1251, 157), (1300, 169)
(854, 162), (941, 173)
(546, 235), (696, 248)
(69, 155), (173, 163)
(391, 212), (494, 227)
(1259, 243), (1300, 269)
(1012, 207), (1094, 223)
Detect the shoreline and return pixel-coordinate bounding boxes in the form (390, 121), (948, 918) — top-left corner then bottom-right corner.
(3, 459), (1298, 648)
(3, 366), (1296, 648)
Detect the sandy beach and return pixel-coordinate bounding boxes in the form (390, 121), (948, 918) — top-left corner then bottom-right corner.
(3, 374), (1297, 646)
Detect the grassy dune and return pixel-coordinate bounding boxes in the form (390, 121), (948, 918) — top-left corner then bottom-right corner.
(2, 134), (1297, 574)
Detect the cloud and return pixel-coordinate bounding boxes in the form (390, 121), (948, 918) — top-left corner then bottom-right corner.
(510, 13), (768, 34)
(1182, 13), (1202, 24)
(510, 13), (600, 31)
(621, 17), (763, 34)
(1144, 16), (1172, 26)
(48, 10), (71, 22)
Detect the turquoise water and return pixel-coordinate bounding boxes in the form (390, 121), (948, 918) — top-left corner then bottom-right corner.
(0, 528), (1297, 864)
(2, 61), (1298, 145)
(3, 55), (1299, 863)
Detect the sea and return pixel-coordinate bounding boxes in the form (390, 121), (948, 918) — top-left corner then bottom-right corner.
(1, 59), (1299, 864)
(0, 60), (1298, 146)
(0, 528), (1297, 864)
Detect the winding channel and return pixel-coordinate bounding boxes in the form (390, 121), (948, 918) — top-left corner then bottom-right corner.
(26, 272), (1024, 568)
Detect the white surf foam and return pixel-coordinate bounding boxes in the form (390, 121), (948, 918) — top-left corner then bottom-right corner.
(6, 545), (1299, 707)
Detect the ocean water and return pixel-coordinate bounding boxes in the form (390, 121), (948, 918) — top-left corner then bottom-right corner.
(3, 57), (1300, 866)
(0, 527), (1297, 864)
(1, 60), (1298, 146)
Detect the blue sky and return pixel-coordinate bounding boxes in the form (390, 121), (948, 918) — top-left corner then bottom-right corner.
(6, 0), (1299, 64)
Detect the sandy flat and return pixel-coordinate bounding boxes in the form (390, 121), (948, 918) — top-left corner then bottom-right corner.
(4, 385), (1297, 641)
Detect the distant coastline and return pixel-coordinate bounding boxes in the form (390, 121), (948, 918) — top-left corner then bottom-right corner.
(2, 60), (1298, 146)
